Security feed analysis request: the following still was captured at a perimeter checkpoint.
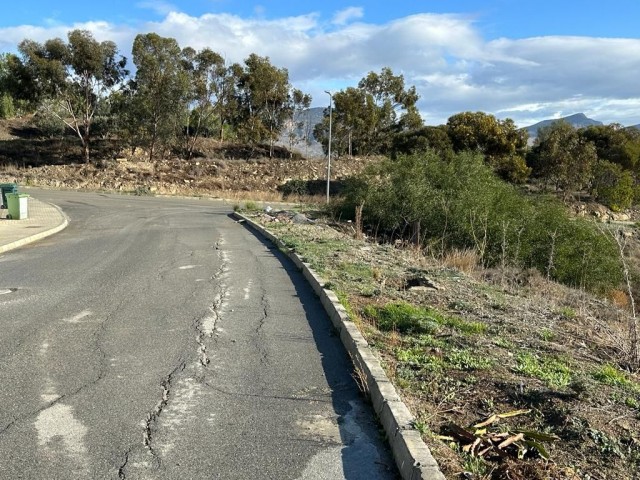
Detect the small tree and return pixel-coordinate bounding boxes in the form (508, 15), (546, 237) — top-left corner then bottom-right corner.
(233, 54), (294, 156)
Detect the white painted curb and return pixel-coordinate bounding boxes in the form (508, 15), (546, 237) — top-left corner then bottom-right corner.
(0, 202), (69, 254)
(233, 212), (445, 480)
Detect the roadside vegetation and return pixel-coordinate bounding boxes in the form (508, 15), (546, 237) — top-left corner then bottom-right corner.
(246, 205), (640, 479)
(3, 27), (640, 479)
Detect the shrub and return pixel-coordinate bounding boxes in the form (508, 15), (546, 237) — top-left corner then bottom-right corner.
(339, 152), (623, 293)
(0, 93), (14, 119)
(591, 160), (634, 212)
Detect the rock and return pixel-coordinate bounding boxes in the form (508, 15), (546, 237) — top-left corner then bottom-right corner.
(611, 212), (630, 222)
(292, 213), (313, 224)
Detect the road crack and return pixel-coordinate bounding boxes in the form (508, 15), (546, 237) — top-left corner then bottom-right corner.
(143, 362), (186, 465)
(255, 290), (270, 366)
(117, 447), (132, 479)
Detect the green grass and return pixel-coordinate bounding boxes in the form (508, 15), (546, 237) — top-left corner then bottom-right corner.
(514, 352), (572, 388)
(539, 328), (555, 342)
(593, 364), (640, 393)
(363, 301), (486, 335)
(446, 348), (493, 371)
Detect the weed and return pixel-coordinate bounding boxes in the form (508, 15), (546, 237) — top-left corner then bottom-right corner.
(441, 248), (479, 274)
(461, 454), (490, 477)
(514, 352), (572, 388)
(588, 428), (624, 457)
(244, 200), (259, 211)
(363, 302), (439, 335)
(625, 396), (639, 409)
(539, 328), (555, 342)
(493, 337), (514, 349)
(593, 364), (640, 392)
(413, 419), (429, 435)
(557, 306), (577, 319)
(396, 347), (445, 372)
(364, 301), (487, 336)
(446, 348), (493, 371)
(443, 316), (487, 335)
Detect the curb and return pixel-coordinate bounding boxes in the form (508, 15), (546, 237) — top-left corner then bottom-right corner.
(233, 213), (445, 480)
(0, 202), (69, 254)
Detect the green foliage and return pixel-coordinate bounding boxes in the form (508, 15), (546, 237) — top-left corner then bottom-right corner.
(0, 92), (14, 118)
(592, 160), (634, 211)
(514, 353), (572, 388)
(130, 33), (190, 161)
(364, 302), (440, 334)
(391, 125), (453, 159)
(314, 67), (421, 157)
(446, 111), (530, 183)
(363, 301), (484, 336)
(446, 348), (493, 371)
(593, 364), (640, 392)
(233, 54), (294, 155)
(528, 120), (597, 194)
(340, 151), (623, 293)
(18, 29), (128, 161)
(580, 124), (640, 171)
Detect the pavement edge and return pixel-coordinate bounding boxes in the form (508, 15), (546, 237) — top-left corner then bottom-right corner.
(233, 212), (446, 480)
(0, 202), (69, 254)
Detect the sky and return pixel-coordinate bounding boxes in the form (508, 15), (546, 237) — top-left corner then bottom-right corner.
(1, 1), (639, 127)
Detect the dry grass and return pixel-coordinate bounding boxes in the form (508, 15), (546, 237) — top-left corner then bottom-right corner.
(441, 248), (480, 273)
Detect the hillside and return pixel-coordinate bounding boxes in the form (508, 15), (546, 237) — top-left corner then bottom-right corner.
(523, 113), (603, 140)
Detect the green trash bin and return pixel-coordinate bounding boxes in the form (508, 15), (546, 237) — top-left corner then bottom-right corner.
(6, 193), (29, 220)
(0, 183), (17, 207)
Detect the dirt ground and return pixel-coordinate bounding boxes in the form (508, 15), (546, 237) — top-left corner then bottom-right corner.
(0, 116), (368, 199)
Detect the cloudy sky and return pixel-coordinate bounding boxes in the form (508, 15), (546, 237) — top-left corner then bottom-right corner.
(1, 0), (639, 127)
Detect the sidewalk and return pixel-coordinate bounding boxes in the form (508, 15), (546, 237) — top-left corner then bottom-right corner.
(0, 196), (68, 253)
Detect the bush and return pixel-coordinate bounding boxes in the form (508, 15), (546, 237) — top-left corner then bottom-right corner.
(591, 160), (634, 212)
(340, 152), (623, 293)
(0, 93), (14, 119)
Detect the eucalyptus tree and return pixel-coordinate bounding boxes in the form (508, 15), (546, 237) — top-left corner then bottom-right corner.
(283, 88), (312, 155)
(17, 29), (127, 161)
(315, 67), (422, 157)
(233, 54), (293, 156)
(130, 33), (190, 161)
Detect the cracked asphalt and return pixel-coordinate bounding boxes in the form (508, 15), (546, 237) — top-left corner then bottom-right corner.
(0, 190), (398, 480)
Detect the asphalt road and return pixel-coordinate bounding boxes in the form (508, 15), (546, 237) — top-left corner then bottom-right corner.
(0, 190), (397, 480)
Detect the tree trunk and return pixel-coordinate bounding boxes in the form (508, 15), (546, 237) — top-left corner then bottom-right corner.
(411, 220), (421, 248)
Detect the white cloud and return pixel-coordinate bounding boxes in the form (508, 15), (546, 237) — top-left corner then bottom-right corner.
(332, 7), (364, 26)
(1, 11), (639, 127)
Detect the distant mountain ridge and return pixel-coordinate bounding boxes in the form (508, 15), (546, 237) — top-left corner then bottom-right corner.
(523, 113), (604, 140)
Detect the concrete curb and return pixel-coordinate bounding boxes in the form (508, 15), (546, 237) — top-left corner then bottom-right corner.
(0, 202), (69, 254)
(233, 212), (445, 480)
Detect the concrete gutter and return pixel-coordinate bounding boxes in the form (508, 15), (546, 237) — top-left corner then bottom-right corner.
(233, 212), (446, 480)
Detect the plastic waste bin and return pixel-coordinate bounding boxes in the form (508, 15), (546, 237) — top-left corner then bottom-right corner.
(0, 183), (17, 207)
(6, 193), (29, 220)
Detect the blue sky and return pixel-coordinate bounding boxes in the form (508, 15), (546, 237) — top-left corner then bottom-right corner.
(1, 1), (639, 126)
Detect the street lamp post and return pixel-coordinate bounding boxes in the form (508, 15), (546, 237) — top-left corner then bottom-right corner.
(324, 90), (332, 203)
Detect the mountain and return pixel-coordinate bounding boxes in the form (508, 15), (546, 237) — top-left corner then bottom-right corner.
(524, 113), (603, 140)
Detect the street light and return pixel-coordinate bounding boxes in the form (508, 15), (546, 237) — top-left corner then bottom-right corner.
(324, 90), (332, 203)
